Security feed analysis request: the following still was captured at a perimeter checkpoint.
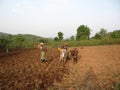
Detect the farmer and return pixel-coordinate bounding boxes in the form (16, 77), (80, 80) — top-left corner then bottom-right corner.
(58, 43), (62, 51)
(39, 42), (47, 62)
(58, 43), (68, 51)
(64, 43), (68, 51)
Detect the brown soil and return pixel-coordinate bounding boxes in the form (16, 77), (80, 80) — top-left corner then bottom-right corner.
(0, 45), (120, 90)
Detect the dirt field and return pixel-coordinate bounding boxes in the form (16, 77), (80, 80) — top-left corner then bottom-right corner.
(0, 45), (120, 90)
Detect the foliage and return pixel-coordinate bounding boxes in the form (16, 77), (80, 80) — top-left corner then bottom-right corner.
(13, 35), (25, 48)
(100, 28), (107, 37)
(109, 30), (120, 39)
(76, 25), (90, 40)
(53, 32), (64, 41)
(58, 32), (63, 41)
(0, 29), (120, 49)
(0, 33), (50, 49)
(0, 36), (7, 48)
(94, 29), (120, 41)
(47, 38), (120, 48)
(94, 33), (101, 39)
(0, 34), (12, 53)
(114, 82), (120, 90)
(38, 38), (48, 44)
(94, 28), (107, 39)
(70, 35), (75, 40)
(54, 37), (59, 41)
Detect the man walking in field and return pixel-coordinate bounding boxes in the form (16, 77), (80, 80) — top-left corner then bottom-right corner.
(58, 43), (69, 63)
(39, 42), (47, 62)
(64, 43), (68, 51)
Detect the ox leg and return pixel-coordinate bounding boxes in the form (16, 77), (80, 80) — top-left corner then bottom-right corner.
(59, 54), (63, 63)
(73, 57), (77, 63)
(59, 55), (61, 62)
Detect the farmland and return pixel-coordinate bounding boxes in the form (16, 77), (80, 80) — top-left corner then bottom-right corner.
(0, 45), (120, 90)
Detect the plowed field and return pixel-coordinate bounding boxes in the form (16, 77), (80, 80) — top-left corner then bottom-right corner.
(0, 45), (120, 90)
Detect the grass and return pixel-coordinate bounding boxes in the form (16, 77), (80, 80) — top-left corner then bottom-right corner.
(3, 38), (120, 50)
(46, 38), (120, 48)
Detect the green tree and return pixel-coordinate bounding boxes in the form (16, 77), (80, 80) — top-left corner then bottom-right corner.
(0, 36), (7, 49)
(99, 28), (107, 38)
(54, 37), (59, 41)
(94, 33), (101, 39)
(6, 34), (12, 53)
(38, 38), (48, 43)
(0, 34), (12, 53)
(110, 30), (120, 39)
(94, 28), (107, 39)
(14, 35), (25, 48)
(58, 32), (63, 41)
(70, 35), (75, 40)
(76, 25), (90, 40)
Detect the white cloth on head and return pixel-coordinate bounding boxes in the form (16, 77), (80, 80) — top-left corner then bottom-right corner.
(40, 42), (44, 45)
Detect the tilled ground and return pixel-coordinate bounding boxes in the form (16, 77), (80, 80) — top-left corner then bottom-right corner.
(0, 45), (120, 90)
(0, 48), (68, 90)
(55, 45), (120, 90)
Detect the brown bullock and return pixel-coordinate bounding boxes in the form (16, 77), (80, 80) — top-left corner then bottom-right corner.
(68, 48), (79, 63)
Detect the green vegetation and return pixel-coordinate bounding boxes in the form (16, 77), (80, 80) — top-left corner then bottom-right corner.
(54, 32), (63, 41)
(0, 33), (49, 52)
(76, 25), (90, 40)
(94, 28), (107, 39)
(51, 27), (120, 47)
(0, 25), (120, 52)
(0, 35), (12, 53)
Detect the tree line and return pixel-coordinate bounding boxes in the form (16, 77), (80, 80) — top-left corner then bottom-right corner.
(0, 24), (120, 53)
(0, 34), (48, 53)
(54, 24), (120, 41)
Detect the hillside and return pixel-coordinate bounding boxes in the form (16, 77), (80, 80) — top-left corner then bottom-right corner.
(0, 32), (50, 46)
(0, 32), (8, 37)
(0, 32), (47, 40)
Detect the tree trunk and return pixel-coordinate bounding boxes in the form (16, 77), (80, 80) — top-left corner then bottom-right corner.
(6, 45), (9, 53)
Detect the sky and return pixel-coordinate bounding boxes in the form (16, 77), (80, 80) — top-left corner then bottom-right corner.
(0, 0), (120, 38)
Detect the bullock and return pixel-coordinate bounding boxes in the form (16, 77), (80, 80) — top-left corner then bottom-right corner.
(69, 48), (79, 63)
(59, 47), (67, 64)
